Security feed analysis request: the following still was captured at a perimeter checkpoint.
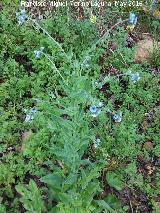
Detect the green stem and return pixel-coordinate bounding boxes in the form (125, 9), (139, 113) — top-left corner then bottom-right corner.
(86, 19), (128, 56)
(42, 52), (67, 85)
(29, 17), (68, 60)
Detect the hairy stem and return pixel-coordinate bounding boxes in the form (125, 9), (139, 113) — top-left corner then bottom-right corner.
(42, 52), (67, 85)
(29, 17), (68, 60)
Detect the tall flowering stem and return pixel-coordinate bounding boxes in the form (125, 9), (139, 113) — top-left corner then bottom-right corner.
(86, 19), (128, 57)
(29, 17), (68, 61)
(41, 52), (67, 85)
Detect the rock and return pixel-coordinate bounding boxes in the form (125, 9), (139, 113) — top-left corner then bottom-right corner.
(134, 35), (160, 64)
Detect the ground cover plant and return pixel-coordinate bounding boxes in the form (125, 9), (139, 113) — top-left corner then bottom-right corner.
(0, 0), (160, 212)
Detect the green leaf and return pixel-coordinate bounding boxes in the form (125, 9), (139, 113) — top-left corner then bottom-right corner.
(106, 172), (123, 191)
(63, 173), (77, 187)
(40, 173), (63, 189)
(16, 180), (45, 213)
(155, 144), (160, 157)
(105, 194), (121, 210)
(95, 200), (116, 212)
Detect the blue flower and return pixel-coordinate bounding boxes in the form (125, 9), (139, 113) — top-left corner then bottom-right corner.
(34, 50), (42, 59)
(90, 105), (97, 113)
(128, 13), (137, 25)
(16, 9), (26, 25)
(127, 13), (137, 31)
(30, 107), (36, 114)
(113, 112), (122, 123)
(130, 72), (140, 83)
(89, 105), (100, 117)
(94, 138), (101, 148)
(34, 47), (44, 59)
(81, 57), (90, 68)
(24, 107), (37, 122)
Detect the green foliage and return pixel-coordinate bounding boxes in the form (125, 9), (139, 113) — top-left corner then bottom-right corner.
(106, 171), (124, 191)
(0, 2), (160, 213)
(0, 197), (6, 213)
(16, 180), (46, 213)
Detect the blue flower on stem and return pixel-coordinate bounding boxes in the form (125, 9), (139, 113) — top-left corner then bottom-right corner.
(24, 107), (37, 123)
(90, 105), (97, 113)
(128, 13), (137, 25)
(16, 9), (26, 25)
(34, 47), (44, 59)
(94, 138), (101, 148)
(127, 13), (137, 31)
(81, 56), (90, 68)
(130, 72), (140, 83)
(89, 105), (100, 117)
(113, 112), (122, 123)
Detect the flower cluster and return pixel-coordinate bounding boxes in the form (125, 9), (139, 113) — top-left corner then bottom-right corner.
(24, 107), (37, 122)
(34, 47), (44, 59)
(127, 13), (137, 31)
(113, 112), (122, 123)
(16, 9), (26, 25)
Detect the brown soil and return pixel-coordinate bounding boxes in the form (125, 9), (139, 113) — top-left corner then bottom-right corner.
(134, 35), (160, 64)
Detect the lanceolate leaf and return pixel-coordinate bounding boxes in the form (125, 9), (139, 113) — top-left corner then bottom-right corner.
(106, 172), (124, 191)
